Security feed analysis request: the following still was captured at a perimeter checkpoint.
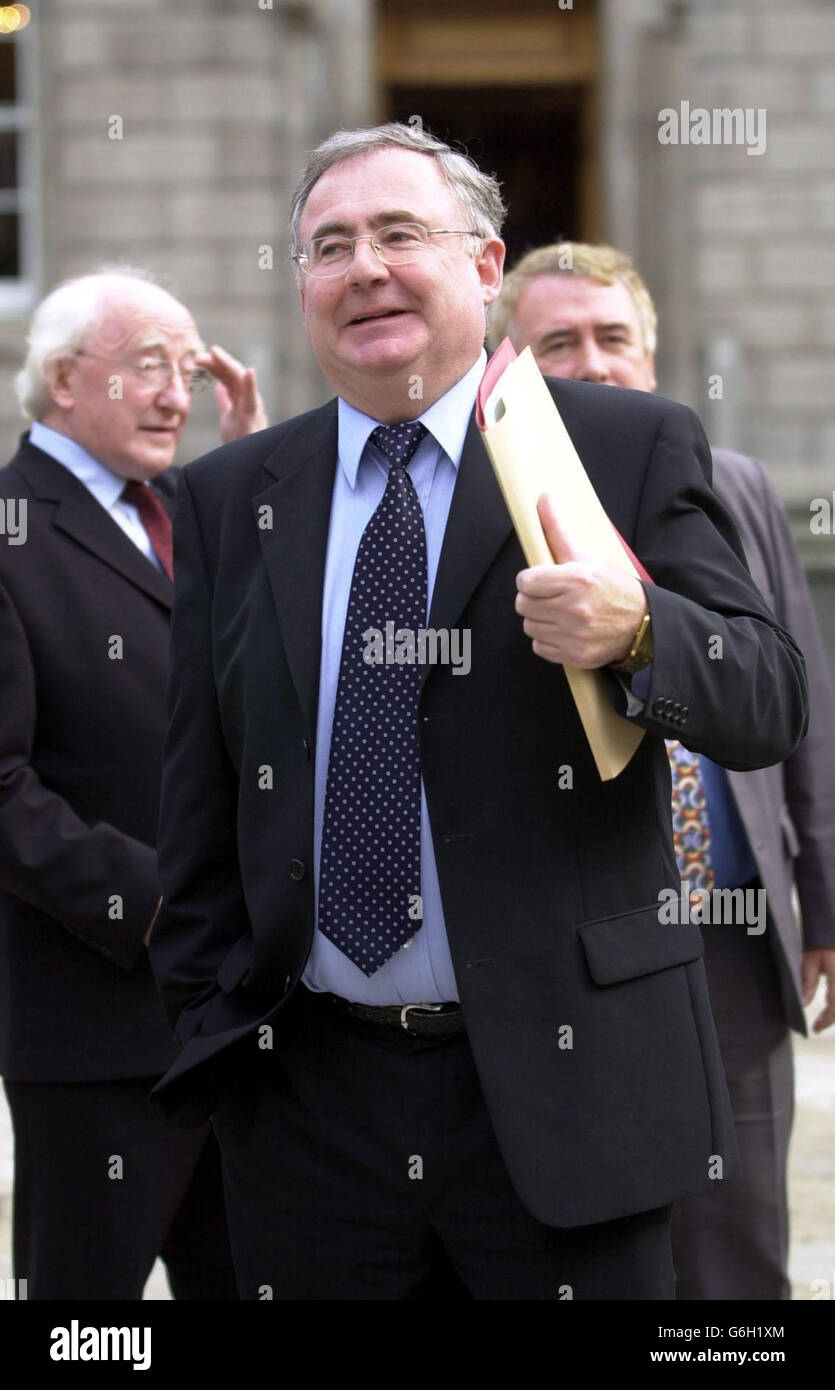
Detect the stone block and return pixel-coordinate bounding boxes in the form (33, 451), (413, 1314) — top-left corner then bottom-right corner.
(812, 64), (835, 113)
(697, 180), (810, 234)
(698, 243), (753, 294)
(760, 11), (835, 59)
(761, 240), (835, 290)
(167, 188), (281, 240)
(690, 63), (808, 115)
(169, 73), (282, 124)
(61, 133), (217, 184)
(58, 76), (169, 125)
(689, 12), (754, 57)
(762, 119), (835, 173)
(768, 354), (835, 411)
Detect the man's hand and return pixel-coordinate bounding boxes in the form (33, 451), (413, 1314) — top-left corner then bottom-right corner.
(197, 344), (268, 441)
(801, 948), (835, 1032)
(514, 493), (648, 669)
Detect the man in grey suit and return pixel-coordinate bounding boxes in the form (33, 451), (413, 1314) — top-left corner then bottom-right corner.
(490, 241), (835, 1300)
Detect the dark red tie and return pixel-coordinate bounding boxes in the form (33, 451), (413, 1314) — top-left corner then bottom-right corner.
(121, 480), (174, 581)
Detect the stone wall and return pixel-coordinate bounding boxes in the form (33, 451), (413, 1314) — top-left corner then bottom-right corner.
(0, 0), (374, 464)
(602, 0), (835, 582)
(2, 0), (833, 592)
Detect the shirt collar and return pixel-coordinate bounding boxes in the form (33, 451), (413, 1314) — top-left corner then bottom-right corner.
(29, 421), (127, 510)
(336, 348), (487, 489)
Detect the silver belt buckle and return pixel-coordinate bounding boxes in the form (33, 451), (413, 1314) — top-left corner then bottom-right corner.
(400, 1002), (444, 1031)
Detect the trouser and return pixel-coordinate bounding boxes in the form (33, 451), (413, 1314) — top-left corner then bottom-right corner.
(212, 983), (675, 1300)
(4, 1075), (239, 1300)
(671, 890), (794, 1300)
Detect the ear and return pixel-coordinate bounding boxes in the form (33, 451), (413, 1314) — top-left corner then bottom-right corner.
(645, 352), (658, 393)
(43, 354), (77, 411)
(476, 238), (505, 307)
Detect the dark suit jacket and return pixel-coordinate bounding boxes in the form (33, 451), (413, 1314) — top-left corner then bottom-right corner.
(0, 435), (179, 1082)
(149, 379), (808, 1228)
(711, 448), (835, 1034)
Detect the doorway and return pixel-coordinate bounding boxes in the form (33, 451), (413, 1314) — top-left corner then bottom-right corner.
(387, 85), (585, 264)
(378, 0), (599, 264)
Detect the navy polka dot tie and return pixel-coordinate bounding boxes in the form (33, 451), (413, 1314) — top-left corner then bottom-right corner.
(319, 420), (428, 975)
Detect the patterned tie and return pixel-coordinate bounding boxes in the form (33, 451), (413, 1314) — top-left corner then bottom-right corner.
(318, 421), (428, 975)
(667, 740), (714, 892)
(121, 480), (174, 580)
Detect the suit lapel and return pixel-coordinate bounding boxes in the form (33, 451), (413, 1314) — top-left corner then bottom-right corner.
(421, 410), (513, 693)
(251, 398), (513, 728)
(252, 404), (338, 740)
(12, 438), (174, 609)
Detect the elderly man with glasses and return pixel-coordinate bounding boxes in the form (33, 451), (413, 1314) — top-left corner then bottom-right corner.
(149, 124), (808, 1301)
(0, 266), (266, 1299)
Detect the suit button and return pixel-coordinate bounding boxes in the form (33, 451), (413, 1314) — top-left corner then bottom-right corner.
(652, 697), (666, 716)
(672, 702), (681, 717)
(289, 859), (306, 882)
(664, 699), (675, 718)
(302, 739), (311, 761)
(680, 706), (689, 722)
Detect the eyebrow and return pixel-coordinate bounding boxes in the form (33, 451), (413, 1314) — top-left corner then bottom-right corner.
(126, 339), (203, 360)
(306, 210), (426, 242)
(539, 322), (635, 347)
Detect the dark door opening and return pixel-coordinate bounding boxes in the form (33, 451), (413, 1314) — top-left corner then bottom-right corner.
(387, 85), (585, 265)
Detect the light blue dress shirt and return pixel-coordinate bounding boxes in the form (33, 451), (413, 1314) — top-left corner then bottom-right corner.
(28, 421), (163, 570)
(697, 756), (758, 889)
(303, 351), (487, 1005)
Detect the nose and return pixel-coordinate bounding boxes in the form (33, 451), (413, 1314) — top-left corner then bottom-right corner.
(155, 366), (191, 412)
(573, 338), (610, 384)
(344, 235), (391, 289)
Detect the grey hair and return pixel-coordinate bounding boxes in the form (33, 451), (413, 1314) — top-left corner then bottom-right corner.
(15, 264), (168, 421)
(289, 122), (506, 267)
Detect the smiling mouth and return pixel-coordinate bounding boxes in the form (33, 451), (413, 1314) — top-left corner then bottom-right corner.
(349, 309), (409, 326)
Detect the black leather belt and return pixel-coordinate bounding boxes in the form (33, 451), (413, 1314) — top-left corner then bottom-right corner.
(325, 994), (466, 1039)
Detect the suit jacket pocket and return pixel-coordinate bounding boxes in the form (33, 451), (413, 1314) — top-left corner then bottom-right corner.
(577, 902), (704, 986)
(216, 934), (254, 993)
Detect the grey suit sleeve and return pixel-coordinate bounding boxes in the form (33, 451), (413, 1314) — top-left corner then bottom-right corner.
(749, 463), (835, 951)
(617, 403), (809, 769)
(0, 574), (158, 970)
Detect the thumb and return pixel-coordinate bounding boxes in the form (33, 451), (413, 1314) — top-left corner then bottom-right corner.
(537, 493), (580, 564)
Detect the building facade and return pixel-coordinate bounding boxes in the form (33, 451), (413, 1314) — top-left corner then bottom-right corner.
(2, 0), (833, 644)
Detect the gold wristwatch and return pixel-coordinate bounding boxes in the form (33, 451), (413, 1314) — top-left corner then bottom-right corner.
(613, 611), (653, 673)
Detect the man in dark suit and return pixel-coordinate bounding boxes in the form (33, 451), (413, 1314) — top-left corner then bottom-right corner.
(0, 266), (266, 1298)
(149, 124), (809, 1300)
(489, 239), (835, 1299)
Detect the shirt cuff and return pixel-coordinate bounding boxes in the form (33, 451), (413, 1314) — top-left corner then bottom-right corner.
(608, 662), (653, 718)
